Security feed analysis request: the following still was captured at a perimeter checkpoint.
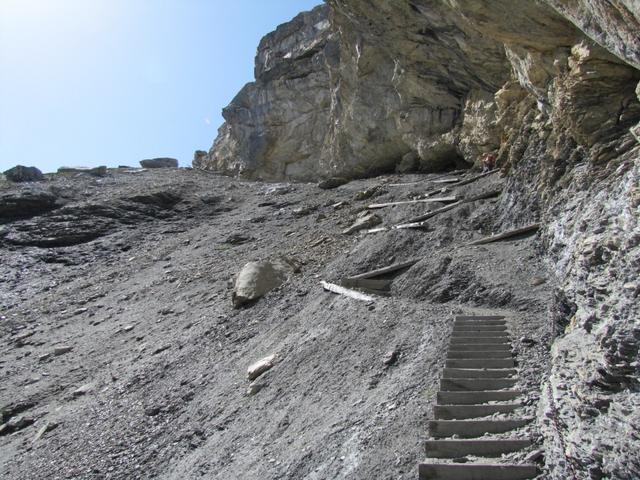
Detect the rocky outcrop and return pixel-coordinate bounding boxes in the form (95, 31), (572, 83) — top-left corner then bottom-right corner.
(140, 158), (178, 168)
(3, 166), (44, 183)
(196, 1), (640, 477)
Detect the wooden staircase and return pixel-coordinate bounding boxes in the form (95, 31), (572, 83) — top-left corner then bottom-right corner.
(418, 315), (539, 480)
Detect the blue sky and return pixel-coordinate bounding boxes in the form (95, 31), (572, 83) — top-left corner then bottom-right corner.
(0, 0), (321, 173)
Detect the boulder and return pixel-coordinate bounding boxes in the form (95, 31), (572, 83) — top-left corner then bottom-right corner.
(342, 213), (382, 235)
(139, 158), (178, 168)
(396, 152), (419, 173)
(232, 261), (289, 307)
(192, 150), (209, 167)
(57, 166), (107, 177)
(0, 191), (59, 220)
(3, 165), (44, 183)
(247, 354), (277, 381)
(318, 177), (349, 190)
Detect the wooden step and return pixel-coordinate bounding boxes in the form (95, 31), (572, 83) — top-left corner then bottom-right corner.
(448, 343), (511, 351)
(454, 320), (506, 326)
(451, 332), (509, 338)
(447, 351), (512, 359)
(428, 418), (532, 438)
(446, 359), (515, 369)
(450, 345), (512, 351)
(433, 403), (521, 419)
(453, 325), (508, 332)
(437, 390), (522, 405)
(419, 462), (537, 480)
(450, 337), (510, 345)
(441, 378), (517, 391)
(443, 368), (516, 378)
(424, 438), (533, 458)
(455, 315), (506, 321)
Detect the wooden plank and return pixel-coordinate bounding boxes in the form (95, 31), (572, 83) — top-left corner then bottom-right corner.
(345, 259), (418, 280)
(403, 201), (462, 224)
(464, 188), (502, 203)
(340, 278), (392, 291)
(455, 168), (499, 187)
(367, 196), (457, 209)
(386, 169), (468, 187)
(468, 223), (540, 246)
(320, 281), (374, 302)
(367, 226), (389, 234)
(401, 189), (501, 225)
(431, 177), (460, 184)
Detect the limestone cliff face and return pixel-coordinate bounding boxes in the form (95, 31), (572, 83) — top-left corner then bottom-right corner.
(197, 2), (640, 477)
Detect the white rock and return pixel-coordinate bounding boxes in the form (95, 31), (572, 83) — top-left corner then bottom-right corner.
(247, 354), (277, 381)
(232, 261), (289, 308)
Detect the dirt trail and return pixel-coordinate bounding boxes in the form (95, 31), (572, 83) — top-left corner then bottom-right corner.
(0, 168), (552, 479)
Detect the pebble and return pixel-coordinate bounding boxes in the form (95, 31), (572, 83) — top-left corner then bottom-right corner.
(73, 384), (93, 397)
(54, 346), (73, 356)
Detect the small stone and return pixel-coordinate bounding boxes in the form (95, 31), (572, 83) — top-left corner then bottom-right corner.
(38, 353), (52, 362)
(54, 346), (73, 356)
(123, 325), (134, 332)
(247, 354), (277, 381)
(73, 384), (93, 397)
(382, 348), (400, 366)
(32, 421), (58, 442)
(152, 345), (171, 355)
(144, 406), (162, 417)
(530, 276), (546, 286)
(342, 213), (382, 235)
(354, 186), (384, 201)
(246, 381), (267, 396)
(223, 233), (252, 245)
(520, 337), (537, 346)
(0, 416), (35, 436)
(318, 177), (349, 189)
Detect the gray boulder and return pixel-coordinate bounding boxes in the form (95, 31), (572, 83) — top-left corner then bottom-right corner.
(3, 165), (44, 183)
(140, 158), (178, 169)
(57, 166), (107, 177)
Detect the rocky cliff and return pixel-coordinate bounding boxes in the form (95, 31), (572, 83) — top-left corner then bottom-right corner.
(196, 1), (640, 478)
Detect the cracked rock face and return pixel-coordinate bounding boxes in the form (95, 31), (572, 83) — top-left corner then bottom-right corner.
(195, 2), (640, 477)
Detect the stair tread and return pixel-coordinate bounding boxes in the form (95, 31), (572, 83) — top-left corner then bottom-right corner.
(419, 462), (538, 480)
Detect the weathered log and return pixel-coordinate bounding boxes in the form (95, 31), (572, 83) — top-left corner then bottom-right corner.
(367, 196), (457, 209)
(321, 281), (375, 302)
(468, 223), (540, 246)
(431, 177), (460, 184)
(346, 259), (419, 280)
(455, 169), (499, 187)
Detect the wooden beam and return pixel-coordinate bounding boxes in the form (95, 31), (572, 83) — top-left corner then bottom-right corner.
(346, 259), (419, 280)
(431, 177), (460, 184)
(468, 223), (540, 246)
(321, 281), (375, 302)
(455, 169), (499, 187)
(401, 189), (501, 224)
(367, 196), (457, 209)
(404, 201), (463, 224)
(341, 278), (393, 291)
(386, 169), (468, 187)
